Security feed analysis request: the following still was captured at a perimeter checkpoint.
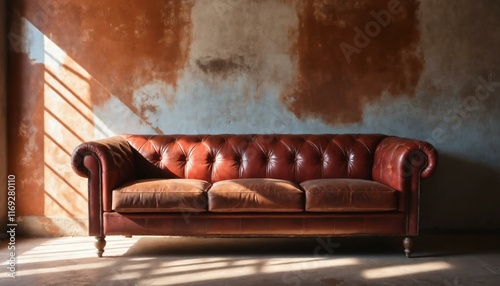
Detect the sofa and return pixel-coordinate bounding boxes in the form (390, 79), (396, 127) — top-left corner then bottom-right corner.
(71, 134), (438, 258)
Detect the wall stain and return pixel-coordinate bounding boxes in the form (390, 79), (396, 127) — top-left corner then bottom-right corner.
(189, 0), (298, 103)
(196, 55), (249, 78)
(282, 0), (424, 124)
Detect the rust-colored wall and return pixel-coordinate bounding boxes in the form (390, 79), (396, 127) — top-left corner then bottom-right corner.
(6, 0), (500, 235)
(7, 0), (195, 235)
(282, 0), (423, 124)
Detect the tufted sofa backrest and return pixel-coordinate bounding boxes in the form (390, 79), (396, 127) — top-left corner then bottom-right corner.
(121, 134), (388, 183)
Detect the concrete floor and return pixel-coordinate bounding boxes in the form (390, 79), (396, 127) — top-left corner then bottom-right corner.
(0, 235), (499, 285)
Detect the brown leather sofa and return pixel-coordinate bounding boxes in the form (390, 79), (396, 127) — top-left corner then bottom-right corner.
(71, 134), (438, 257)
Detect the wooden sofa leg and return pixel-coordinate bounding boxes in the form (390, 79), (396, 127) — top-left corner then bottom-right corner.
(95, 236), (106, 258)
(403, 237), (414, 258)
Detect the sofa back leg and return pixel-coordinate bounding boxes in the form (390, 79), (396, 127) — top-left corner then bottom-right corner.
(95, 236), (106, 258)
(403, 237), (414, 258)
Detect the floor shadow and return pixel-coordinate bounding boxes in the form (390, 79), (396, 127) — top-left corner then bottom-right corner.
(411, 235), (500, 258)
(420, 151), (500, 232)
(120, 234), (500, 258)
(121, 236), (406, 257)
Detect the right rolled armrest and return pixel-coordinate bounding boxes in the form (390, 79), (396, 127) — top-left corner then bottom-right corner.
(372, 136), (438, 235)
(372, 136), (438, 191)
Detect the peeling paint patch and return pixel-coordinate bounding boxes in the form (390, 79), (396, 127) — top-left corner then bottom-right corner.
(132, 80), (175, 131)
(93, 96), (161, 138)
(12, 17), (45, 64)
(21, 0), (194, 123)
(282, 0), (424, 124)
(189, 0), (298, 99)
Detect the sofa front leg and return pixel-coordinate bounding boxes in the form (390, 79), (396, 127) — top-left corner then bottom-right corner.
(95, 236), (106, 258)
(403, 237), (414, 258)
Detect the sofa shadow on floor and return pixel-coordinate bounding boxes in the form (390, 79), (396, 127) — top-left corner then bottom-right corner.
(118, 235), (500, 259)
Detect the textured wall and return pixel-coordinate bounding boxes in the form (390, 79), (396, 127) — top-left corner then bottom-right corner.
(6, 0), (500, 236)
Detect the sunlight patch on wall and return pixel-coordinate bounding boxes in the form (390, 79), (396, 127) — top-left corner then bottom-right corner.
(16, 16), (94, 233)
(43, 34), (92, 224)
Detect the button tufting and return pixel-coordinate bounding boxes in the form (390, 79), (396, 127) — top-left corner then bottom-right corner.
(348, 152), (355, 162)
(265, 155), (272, 164)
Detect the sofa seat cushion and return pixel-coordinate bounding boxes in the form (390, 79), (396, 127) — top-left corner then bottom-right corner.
(302, 179), (398, 212)
(208, 178), (304, 212)
(112, 179), (211, 213)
